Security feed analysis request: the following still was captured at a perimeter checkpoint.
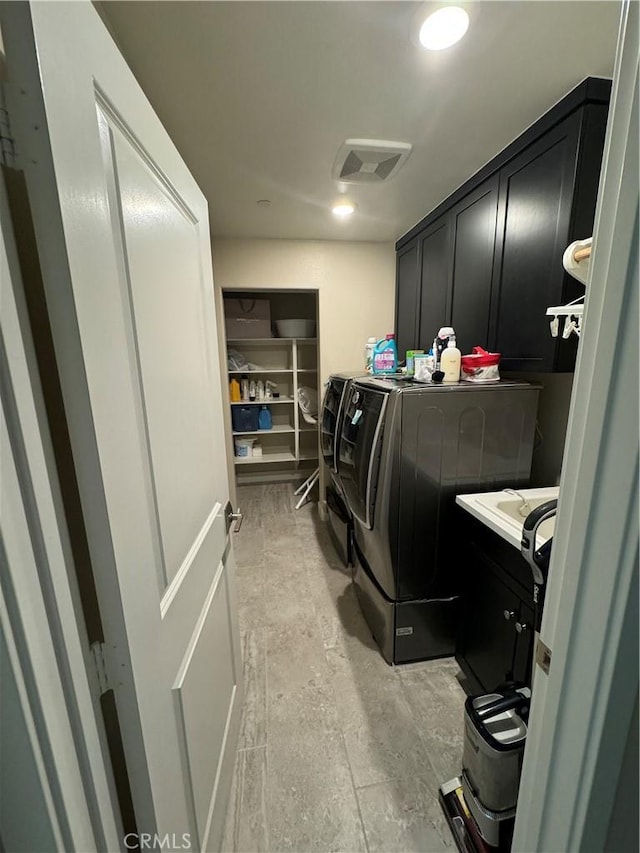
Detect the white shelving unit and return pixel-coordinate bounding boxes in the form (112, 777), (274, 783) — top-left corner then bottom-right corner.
(227, 337), (319, 474)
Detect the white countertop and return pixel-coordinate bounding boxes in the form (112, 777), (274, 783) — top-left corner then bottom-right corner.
(456, 486), (560, 550)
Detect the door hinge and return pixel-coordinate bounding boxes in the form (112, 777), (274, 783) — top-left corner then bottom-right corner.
(535, 637), (552, 675)
(90, 641), (110, 696)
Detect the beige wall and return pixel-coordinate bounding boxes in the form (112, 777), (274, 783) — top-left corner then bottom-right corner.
(212, 238), (396, 385)
(212, 237), (395, 504)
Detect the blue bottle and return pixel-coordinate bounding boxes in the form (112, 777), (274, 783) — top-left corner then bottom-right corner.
(372, 334), (398, 374)
(258, 405), (272, 430)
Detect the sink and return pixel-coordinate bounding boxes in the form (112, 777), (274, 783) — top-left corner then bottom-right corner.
(495, 498), (556, 542)
(456, 487), (559, 550)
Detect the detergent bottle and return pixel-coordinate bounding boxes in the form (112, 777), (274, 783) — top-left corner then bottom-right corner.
(372, 334), (398, 375)
(229, 377), (241, 402)
(365, 337), (377, 373)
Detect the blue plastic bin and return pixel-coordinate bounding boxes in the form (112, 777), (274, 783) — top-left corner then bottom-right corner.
(232, 405), (259, 432)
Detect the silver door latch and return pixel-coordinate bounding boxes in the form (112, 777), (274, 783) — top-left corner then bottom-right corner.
(225, 501), (243, 533)
(535, 638), (552, 675)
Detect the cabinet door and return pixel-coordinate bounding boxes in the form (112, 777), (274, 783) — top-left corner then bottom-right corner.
(418, 216), (452, 351)
(450, 176), (500, 355)
(512, 600), (535, 685)
(458, 548), (521, 692)
(395, 241), (420, 361)
(490, 113), (581, 370)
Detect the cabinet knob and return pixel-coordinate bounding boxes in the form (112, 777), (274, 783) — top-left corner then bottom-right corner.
(503, 610), (516, 621)
(515, 621), (529, 633)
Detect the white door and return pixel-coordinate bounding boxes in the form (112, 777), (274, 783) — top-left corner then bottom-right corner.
(1, 2), (242, 849)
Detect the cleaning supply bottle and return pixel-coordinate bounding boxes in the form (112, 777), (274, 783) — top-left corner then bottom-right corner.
(257, 380), (265, 401)
(258, 405), (272, 430)
(249, 379), (257, 401)
(441, 337), (461, 383)
(241, 376), (249, 401)
(229, 377), (241, 402)
(365, 337), (377, 373)
(372, 334), (398, 375)
(435, 326), (456, 368)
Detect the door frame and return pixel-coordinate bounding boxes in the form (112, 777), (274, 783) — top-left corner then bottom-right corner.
(1, 2), (241, 847)
(1, 164), (121, 850)
(513, 2), (638, 849)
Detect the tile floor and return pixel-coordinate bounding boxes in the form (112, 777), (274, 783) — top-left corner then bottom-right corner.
(222, 483), (466, 853)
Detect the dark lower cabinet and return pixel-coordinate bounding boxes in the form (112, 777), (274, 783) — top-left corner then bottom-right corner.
(456, 522), (535, 695)
(395, 77), (611, 372)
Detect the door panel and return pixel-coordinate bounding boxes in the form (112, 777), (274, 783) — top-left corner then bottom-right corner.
(490, 115), (580, 369)
(395, 242), (420, 360)
(104, 113), (219, 586)
(173, 564), (236, 847)
(338, 386), (387, 528)
(513, 601), (535, 686)
(459, 548), (520, 691)
(418, 217), (452, 351)
(1, 4), (242, 848)
(320, 378), (344, 471)
(450, 177), (499, 354)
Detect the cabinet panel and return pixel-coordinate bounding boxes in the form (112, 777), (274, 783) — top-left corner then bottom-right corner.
(458, 547), (521, 691)
(513, 600), (535, 684)
(491, 114), (581, 369)
(450, 176), (499, 354)
(395, 242), (420, 360)
(418, 217), (451, 351)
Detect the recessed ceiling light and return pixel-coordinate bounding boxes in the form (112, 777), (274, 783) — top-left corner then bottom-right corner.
(332, 201), (355, 218)
(419, 6), (469, 51)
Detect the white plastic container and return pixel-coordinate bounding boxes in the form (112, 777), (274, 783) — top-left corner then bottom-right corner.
(413, 353), (435, 382)
(365, 337), (377, 372)
(234, 437), (255, 457)
(441, 338), (461, 383)
(275, 319), (316, 338)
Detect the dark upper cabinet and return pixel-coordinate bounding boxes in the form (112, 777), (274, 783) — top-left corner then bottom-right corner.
(395, 241), (420, 361)
(450, 175), (500, 355)
(417, 217), (451, 350)
(395, 78), (610, 372)
(489, 113), (581, 370)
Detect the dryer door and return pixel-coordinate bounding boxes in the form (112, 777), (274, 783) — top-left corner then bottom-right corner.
(321, 378), (345, 472)
(338, 386), (388, 529)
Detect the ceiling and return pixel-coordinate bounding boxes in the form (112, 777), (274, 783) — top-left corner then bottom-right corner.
(97, 1), (620, 243)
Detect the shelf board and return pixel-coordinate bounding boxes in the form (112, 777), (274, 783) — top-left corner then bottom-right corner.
(298, 451), (319, 461)
(297, 369), (318, 373)
(228, 338), (317, 345)
(234, 452), (296, 465)
(230, 397), (293, 405)
(228, 369), (293, 374)
(232, 425), (294, 435)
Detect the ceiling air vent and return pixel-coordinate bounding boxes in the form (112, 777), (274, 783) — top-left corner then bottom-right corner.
(332, 139), (412, 184)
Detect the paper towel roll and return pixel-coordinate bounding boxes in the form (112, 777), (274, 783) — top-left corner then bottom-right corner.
(563, 238), (592, 285)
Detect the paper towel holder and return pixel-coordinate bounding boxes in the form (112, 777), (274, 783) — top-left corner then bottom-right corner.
(546, 238), (592, 338)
